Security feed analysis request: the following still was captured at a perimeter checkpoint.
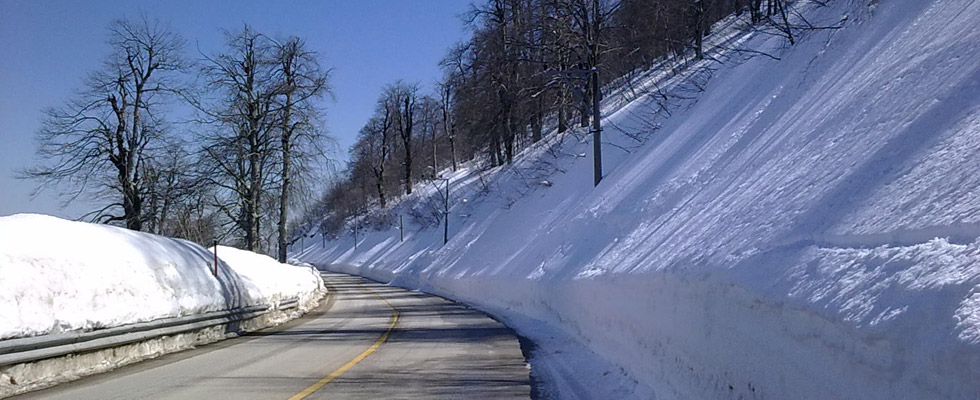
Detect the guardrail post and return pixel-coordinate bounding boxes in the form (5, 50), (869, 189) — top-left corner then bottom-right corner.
(212, 240), (218, 277)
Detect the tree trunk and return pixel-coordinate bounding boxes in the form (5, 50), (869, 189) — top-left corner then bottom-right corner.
(532, 96), (543, 143)
(558, 100), (568, 133)
(404, 145), (413, 194)
(247, 119), (262, 252)
(489, 135), (500, 167)
(449, 123), (458, 172)
(277, 92), (292, 263)
(505, 132), (515, 164)
(278, 142), (290, 262)
(402, 96), (414, 195)
(432, 123), (438, 176)
(123, 185), (142, 231)
(776, 0), (794, 45)
(128, 73), (144, 231)
(376, 178), (386, 208)
(694, 0), (705, 60)
(374, 161), (387, 208)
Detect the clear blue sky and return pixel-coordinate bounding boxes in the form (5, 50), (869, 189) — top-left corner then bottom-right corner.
(0, 0), (470, 219)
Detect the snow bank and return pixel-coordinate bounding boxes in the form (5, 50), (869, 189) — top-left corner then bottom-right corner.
(211, 245), (324, 310)
(300, 0), (980, 399)
(0, 214), (324, 340)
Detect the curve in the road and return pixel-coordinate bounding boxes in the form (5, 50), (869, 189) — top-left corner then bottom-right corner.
(287, 285), (399, 400)
(12, 272), (531, 400)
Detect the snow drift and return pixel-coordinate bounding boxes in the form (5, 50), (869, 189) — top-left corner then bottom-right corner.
(299, 0), (980, 399)
(0, 213), (324, 340)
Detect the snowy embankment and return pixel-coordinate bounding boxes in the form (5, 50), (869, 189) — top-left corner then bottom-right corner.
(299, 0), (980, 399)
(0, 213), (325, 340)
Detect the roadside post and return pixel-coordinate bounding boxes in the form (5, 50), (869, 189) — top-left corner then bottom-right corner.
(212, 240), (218, 277)
(438, 178), (450, 245)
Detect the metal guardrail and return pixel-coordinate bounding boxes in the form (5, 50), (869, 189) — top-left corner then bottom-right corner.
(0, 298), (299, 367)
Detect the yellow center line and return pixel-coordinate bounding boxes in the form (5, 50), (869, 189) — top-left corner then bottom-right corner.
(287, 283), (400, 400)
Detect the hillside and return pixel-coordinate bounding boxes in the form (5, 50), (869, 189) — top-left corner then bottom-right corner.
(297, 0), (980, 398)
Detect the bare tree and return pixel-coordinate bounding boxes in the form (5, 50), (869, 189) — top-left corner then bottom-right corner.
(199, 25), (277, 252)
(354, 110), (394, 208)
(270, 36), (331, 262)
(417, 95), (441, 178)
(143, 139), (196, 234)
(437, 78), (459, 172)
(152, 148), (219, 243)
(551, 0), (619, 185)
(439, 42), (471, 169)
(24, 16), (186, 230)
(387, 82), (419, 195)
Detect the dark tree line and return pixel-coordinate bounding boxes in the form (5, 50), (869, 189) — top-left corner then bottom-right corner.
(25, 17), (332, 261)
(305, 0), (806, 238)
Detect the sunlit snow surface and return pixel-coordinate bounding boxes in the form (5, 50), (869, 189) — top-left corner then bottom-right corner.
(0, 214), (323, 340)
(301, 0), (980, 398)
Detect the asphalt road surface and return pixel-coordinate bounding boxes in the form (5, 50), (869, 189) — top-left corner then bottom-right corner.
(14, 272), (531, 399)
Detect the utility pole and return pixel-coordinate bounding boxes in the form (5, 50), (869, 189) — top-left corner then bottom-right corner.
(545, 65), (602, 186)
(591, 67), (602, 186)
(591, 0), (603, 186)
(438, 178), (450, 245)
(444, 180), (449, 245)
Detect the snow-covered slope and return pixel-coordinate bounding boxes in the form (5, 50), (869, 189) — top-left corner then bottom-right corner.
(299, 0), (980, 398)
(0, 214), (324, 340)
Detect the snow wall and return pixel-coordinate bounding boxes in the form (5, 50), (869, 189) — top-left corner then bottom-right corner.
(299, 0), (980, 399)
(0, 214), (325, 340)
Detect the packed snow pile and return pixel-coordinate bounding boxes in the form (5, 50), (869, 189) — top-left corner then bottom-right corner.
(211, 245), (324, 309)
(299, 0), (980, 399)
(0, 213), (324, 340)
